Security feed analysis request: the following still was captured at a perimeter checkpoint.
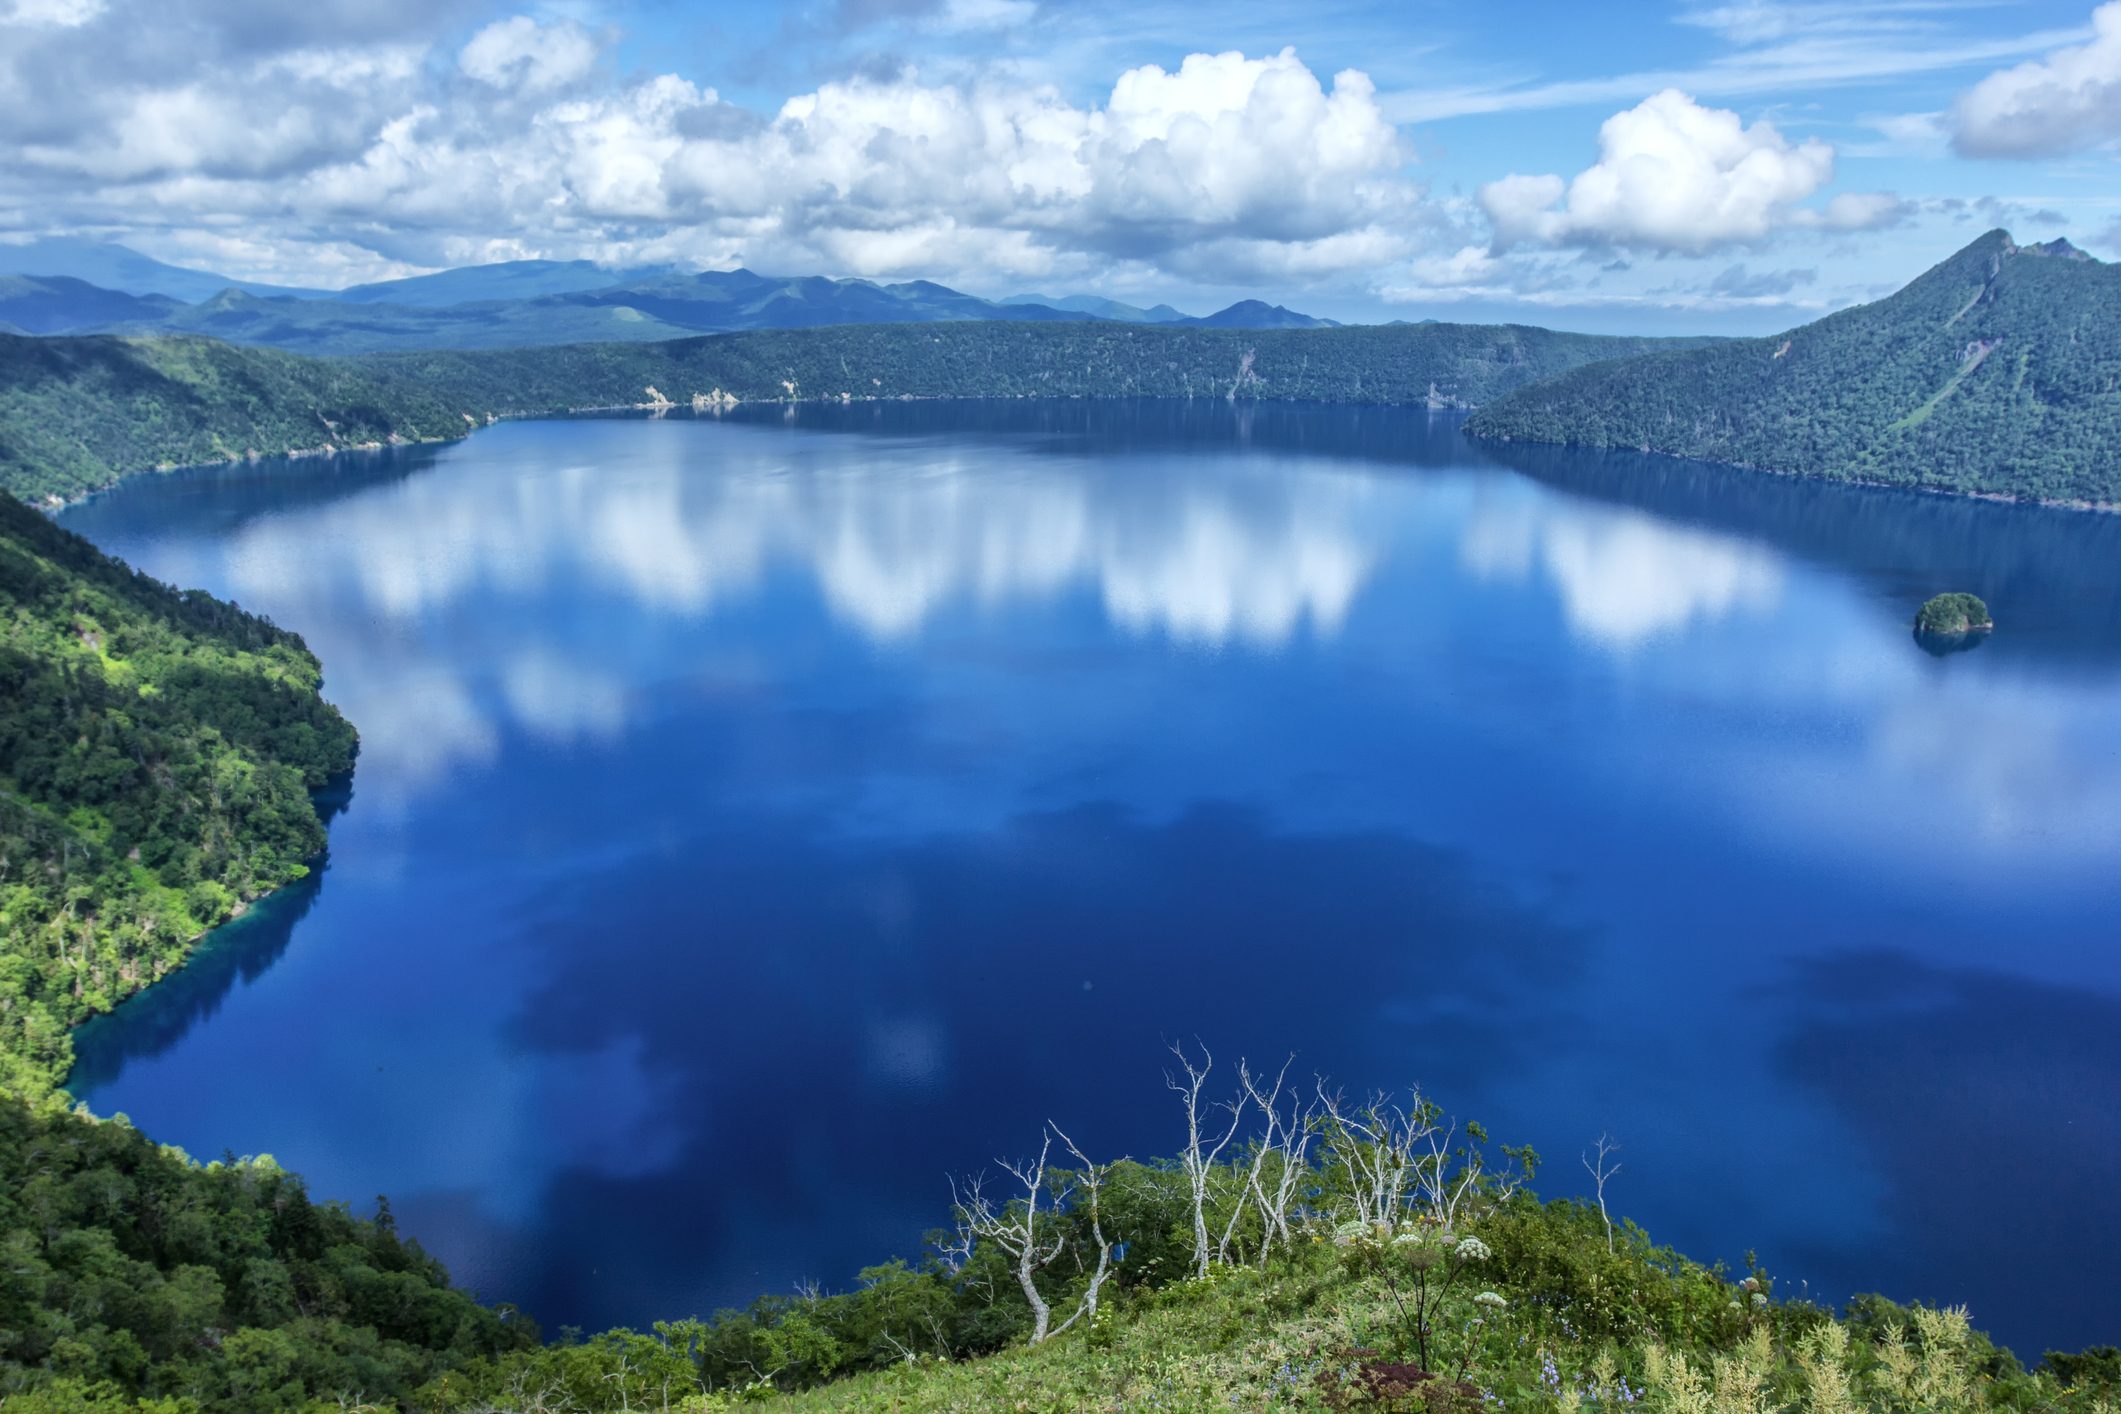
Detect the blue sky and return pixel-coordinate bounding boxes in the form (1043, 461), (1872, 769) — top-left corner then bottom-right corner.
(2, 0), (2118, 330)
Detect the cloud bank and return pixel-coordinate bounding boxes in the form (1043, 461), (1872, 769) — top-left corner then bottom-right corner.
(1952, 1), (2121, 158)
(0, 3), (1423, 291)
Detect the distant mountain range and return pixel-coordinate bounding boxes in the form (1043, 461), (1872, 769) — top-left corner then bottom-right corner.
(0, 239), (1336, 354)
(0, 237), (330, 301)
(1466, 231), (2120, 507)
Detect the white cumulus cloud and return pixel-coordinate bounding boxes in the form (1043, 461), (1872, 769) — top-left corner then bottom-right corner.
(1951, 1), (2121, 158)
(1478, 90), (1895, 254)
(459, 15), (599, 95)
(294, 44), (1416, 284)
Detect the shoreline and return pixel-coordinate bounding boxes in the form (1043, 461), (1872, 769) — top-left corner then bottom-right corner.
(29, 392), (2121, 519)
(45, 771), (352, 1105)
(1465, 427), (2121, 516)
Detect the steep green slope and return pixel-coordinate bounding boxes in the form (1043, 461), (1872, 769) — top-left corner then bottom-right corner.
(0, 1098), (535, 1412)
(1466, 231), (2121, 505)
(2, 321), (1699, 502)
(0, 493), (356, 1097)
(0, 335), (470, 504)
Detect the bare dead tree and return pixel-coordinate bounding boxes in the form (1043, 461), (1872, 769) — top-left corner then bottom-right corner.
(951, 1133), (1070, 1343)
(1316, 1084), (1434, 1227)
(1240, 1058), (1315, 1262)
(472, 1369), (581, 1414)
(1045, 1121), (1120, 1339)
(1419, 1114), (1483, 1231)
(1168, 1040), (1246, 1279)
(1584, 1133), (1622, 1253)
(934, 1215), (975, 1275)
(1216, 1057), (1298, 1264)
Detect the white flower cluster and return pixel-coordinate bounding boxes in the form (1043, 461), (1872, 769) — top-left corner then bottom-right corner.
(1454, 1236), (1491, 1263)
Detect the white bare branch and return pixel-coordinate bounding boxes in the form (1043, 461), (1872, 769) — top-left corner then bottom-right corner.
(1045, 1120), (1121, 1340)
(1584, 1133), (1623, 1253)
(1167, 1039), (1246, 1279)
(951, 1133), (1070, 1343)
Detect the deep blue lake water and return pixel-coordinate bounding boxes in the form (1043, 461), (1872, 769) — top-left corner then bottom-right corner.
(60, 402), (2121, 1357)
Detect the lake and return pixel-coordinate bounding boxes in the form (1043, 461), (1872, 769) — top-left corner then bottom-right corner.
(61, 402), (2121, 1358)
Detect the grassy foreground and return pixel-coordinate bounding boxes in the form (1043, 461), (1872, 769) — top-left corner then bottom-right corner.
(400, 1072), (2121, 1414)
(412, 1226), (2121, 1414)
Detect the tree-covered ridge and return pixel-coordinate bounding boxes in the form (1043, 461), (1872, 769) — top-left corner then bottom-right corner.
(0, 335), (471, 504)
(0, 1097), (535, 1413)
(0, 492), (356, 1098)
(357, 318), (1682, 416)
(1, 320), (1704, 502)
(1465, 231), (2121, 506)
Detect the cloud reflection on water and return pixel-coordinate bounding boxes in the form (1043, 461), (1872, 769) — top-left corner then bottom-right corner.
(204, 427), (1384, 796)
(1462, 485), (1784, 648)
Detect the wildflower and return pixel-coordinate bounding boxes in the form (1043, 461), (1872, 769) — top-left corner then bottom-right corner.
(1475, 1291), (1507, 1309)
(1455, 1236), (1491, 1262)
(1740, 1276), (1761, 1292)
(1750, 1292), (1769, 1310)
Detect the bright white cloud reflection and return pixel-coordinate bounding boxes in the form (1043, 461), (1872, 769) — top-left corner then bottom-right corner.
(1462, 489), (1784, 647)
(208, 427), (1383, 794)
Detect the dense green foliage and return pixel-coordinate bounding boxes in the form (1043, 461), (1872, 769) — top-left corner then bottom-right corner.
(0, 493), (356, 1097)
(1916, 592), (1994, 634)
(2, 320), (1699, 502)
(0, 335), (470, 505)
(0, 1097), (535, 1412)
(1466, 231), (2121, 505)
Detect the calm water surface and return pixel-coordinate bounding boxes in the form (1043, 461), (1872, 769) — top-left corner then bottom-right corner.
(61, 403), (2121, 1355)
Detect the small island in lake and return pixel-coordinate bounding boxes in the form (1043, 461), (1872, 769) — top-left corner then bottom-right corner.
(1916, 592), (1994, 636)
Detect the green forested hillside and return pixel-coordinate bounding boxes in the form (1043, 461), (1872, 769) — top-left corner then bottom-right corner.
(1, 320), (1698, 502)
(0, 493), (356, 1097)
(1466, 232), (2121, 505)
(0, 1100), (536, 1412)
(0, 335), (470, 504)
(359, 317), (1658, 414)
